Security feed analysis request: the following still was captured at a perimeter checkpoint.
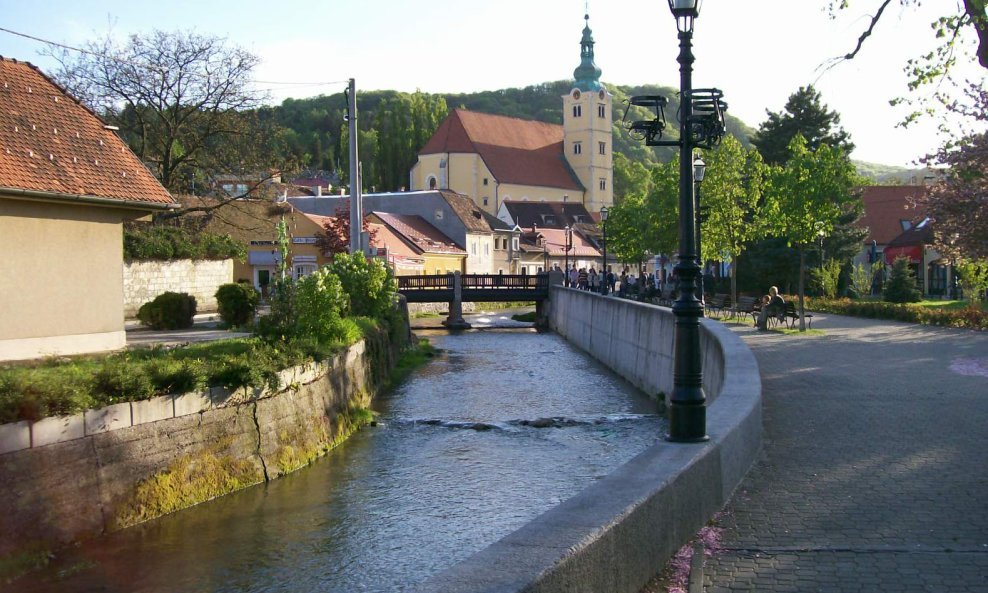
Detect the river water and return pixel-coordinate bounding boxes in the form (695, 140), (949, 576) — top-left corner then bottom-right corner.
(15, 310), (666, 593)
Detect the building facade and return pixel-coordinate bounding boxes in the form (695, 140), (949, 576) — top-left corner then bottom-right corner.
(409, 14), (613, 217)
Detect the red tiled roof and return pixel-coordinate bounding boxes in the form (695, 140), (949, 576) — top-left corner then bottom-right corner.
(501, 200), (596, 229)
(371, 211), (466, 254)
(536, 227), (601, 257)
(0, 58), (174, 207)
(419, 109), (584, 191)
(856, 186), (927, 245)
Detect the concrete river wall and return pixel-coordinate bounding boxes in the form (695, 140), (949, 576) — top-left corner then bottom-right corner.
(0, 329), (401, 562)
(409, 287), (763, 593)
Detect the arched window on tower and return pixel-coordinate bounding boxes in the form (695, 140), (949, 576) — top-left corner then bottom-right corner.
(573, 105), (582, 118)
(598, 104), (606, 118)
(573, 142), (582, 155)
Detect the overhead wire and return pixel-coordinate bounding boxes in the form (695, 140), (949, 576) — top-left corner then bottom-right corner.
(0, 25), (349, 90)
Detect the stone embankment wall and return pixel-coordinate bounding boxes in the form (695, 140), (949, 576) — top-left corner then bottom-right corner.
(409, 288), (762, 593)
(123, 259), (233, 316)
(0, 329), (401, 562)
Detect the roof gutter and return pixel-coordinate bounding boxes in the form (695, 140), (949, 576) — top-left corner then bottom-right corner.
(0, 186), (179, 212)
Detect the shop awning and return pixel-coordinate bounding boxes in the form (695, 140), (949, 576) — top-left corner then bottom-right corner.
(884, 245), (922, 264)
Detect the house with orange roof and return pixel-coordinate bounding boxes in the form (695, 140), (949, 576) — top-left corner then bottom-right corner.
(853, 185), (956, 297)
(0, 57), (177, 361)
(367, 211), (466, 275)
(289, 190), (521, 275)
(184, 195), (332, 295)
(409, 15), (613, 217)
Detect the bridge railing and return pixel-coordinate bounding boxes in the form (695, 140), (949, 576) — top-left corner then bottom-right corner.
(396, 275), (454, 290)
(462, 274), (547, 291)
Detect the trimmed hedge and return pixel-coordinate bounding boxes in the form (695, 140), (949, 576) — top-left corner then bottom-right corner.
(137, 292), (197, 330)
(215, 283), (260, 327)
(805, 297), (988, 331)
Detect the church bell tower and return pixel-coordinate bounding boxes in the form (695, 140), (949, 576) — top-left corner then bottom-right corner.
(562, 13), (613, 213)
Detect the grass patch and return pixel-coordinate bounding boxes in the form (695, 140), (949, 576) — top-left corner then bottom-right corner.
(775, 328), (826, 336)
(0, 544), (51, 583)
(0, 318), (392, 424)
(510, 311), (537, 322)
(382, 339), (436, 392)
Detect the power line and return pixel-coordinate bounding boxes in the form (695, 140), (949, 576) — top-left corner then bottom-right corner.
(0, 26), (349, 88)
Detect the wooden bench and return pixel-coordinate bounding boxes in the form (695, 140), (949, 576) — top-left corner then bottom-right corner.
(782, 301), (813, 329)
(705, 293), (731, 317)
(734, 296), (759, 323)
(658, 286), (675, 306)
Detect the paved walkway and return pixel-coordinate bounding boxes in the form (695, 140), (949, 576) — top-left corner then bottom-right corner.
(703, 314), (988, 593)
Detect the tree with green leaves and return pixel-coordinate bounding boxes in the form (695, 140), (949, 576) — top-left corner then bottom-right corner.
(697, 135), (767, 307)
(765, 135), (862, 330)
(751, 85), (854, 166)
(603, 158), (679, 269)
(884, 256), (923, 303)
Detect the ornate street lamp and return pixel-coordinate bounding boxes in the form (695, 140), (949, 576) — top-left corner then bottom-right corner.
(600, 206), (610, 294)
(623, 0), (725, 442)
(694, 154), (706, 302)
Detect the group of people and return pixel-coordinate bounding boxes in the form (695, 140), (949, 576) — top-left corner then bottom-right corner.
(554, 264), (679, 298)
(555, 264), (616, 293)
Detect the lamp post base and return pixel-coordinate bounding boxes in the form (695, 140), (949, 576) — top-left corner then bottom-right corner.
(666, 399), (709, 443)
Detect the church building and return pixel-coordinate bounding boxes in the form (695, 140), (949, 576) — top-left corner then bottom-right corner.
(409, 15), (614, 217)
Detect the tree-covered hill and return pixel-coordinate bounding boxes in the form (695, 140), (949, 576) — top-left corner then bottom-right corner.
(270, 80), (756, 192)
(270, 81), (910, 192)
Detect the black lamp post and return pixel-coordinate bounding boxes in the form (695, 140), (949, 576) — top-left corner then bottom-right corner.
(564, 225), (573, 286)
(542, 237), (549, 273)
(600, 206), (609, 295)
(667, 0), (706, 442)
(624, 0), (725, 442)
(694, 154), (706, 302)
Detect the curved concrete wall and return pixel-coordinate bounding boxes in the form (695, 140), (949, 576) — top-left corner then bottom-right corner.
(409, 287), (762, 593)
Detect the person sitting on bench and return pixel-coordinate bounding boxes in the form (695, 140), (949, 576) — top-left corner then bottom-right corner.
(756, 286), (785, 330)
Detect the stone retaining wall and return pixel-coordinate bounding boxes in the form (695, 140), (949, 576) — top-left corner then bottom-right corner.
(123, 259), (233, 316)
(409, 288), (762, 593)
(0, 330), (401, 561)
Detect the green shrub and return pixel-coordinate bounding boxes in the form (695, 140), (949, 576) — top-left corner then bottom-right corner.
(137, 292), (197, 330)
(124, 225), (246, 261)
(0, 365), (96, 422)
(93, 359), (156, 403)
(147, 358), (208, 394)
(805, 297), (988, 330)
(884, 257), (922, 303)
(327, 253), (397, 318)
(294, 268), (348, 339)
(215, 283), (259, 327)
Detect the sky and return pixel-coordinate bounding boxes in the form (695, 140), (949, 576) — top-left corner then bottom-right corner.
(1, 0), (984, 169)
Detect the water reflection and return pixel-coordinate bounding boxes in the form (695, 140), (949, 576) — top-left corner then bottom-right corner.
(14, 322), (665, 593)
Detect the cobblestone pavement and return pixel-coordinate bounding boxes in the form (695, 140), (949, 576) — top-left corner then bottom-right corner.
(703, 313), (988, 593)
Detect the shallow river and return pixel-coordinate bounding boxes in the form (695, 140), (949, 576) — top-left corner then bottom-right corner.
(16, 311), (666, 592)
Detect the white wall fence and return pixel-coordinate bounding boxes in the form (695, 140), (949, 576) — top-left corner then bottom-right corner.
(123, 259), (233, 317)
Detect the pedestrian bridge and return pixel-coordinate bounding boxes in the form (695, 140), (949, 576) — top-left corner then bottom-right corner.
(396, 272), (551, 328)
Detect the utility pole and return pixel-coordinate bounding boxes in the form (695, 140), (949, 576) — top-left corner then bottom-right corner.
(346, 78), (362, 255)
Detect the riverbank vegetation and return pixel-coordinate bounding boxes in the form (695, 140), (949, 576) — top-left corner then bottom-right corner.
(0, 253), (405, 424)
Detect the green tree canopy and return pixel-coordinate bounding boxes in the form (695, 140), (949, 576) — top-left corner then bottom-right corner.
(751, 85), (855, 166)
(765, 135), (863, 328)
(697, 136), (767, 303)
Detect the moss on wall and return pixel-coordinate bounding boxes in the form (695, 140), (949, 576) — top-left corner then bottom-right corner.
(112, 435), (264, 529)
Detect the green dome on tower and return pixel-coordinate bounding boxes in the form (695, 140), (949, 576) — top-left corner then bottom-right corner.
(573, 14), (603, 91)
